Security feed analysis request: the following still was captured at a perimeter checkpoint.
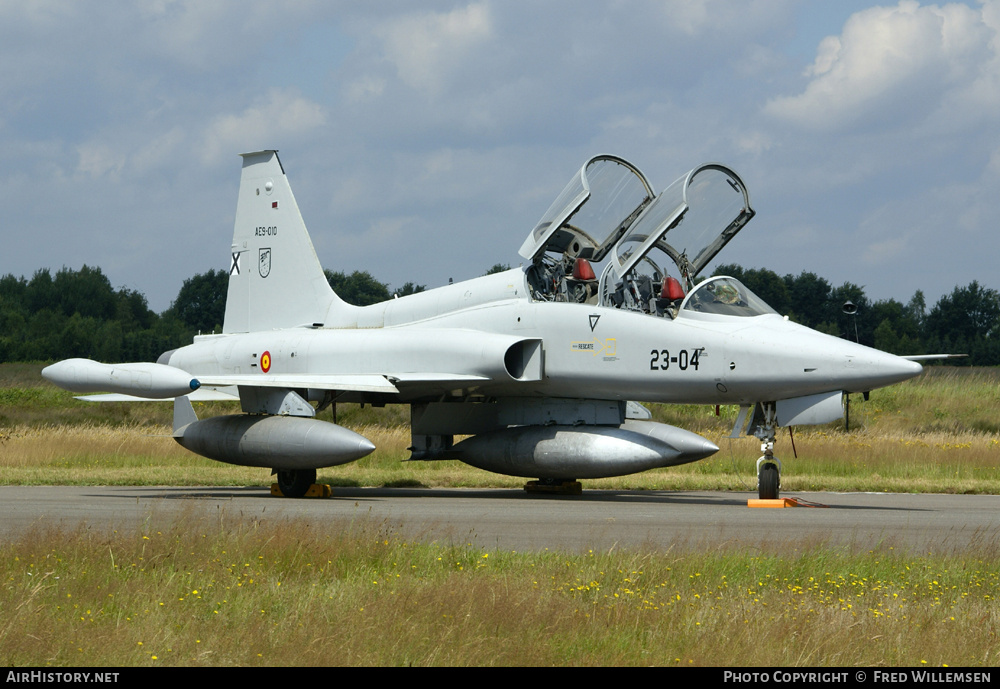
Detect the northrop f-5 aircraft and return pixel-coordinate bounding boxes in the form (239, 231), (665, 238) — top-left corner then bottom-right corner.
(43, 151), (922, 499)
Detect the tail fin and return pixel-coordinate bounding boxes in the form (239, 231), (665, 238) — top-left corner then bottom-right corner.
(223, 150), (345, 333)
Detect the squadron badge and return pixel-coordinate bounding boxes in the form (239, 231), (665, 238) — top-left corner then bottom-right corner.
(259, 248), (271, 278)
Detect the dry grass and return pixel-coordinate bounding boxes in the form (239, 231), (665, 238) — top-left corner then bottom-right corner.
(8, 420), (994, 493)
(1, 515), (997, 666)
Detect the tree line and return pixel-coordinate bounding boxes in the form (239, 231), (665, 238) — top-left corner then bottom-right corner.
(0, 266), (422, 364)
(1, 263), (997, 365)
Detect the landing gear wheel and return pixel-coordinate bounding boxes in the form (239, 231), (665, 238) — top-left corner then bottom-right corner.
(524, 478), (583, 495)
(276, 468), (317, 498)
(758, 462), (780, 500)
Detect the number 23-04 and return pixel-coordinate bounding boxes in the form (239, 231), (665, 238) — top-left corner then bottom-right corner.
(649, 348), (701, 371)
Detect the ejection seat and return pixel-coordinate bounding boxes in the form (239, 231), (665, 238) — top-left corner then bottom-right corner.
(566, 258), (599, 303)
(656, 276), (686, 317)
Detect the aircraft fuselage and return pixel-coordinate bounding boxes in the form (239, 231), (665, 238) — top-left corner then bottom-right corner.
(163, 269), (920, 407)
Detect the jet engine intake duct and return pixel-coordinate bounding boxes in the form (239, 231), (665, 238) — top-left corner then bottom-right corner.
(504, 339), (543, 381)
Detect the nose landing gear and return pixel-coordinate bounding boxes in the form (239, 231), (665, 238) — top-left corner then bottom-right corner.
(752, 403), (781, 500)
(756, 451), (781, 500)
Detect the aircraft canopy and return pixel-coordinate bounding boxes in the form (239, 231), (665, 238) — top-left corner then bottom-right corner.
(521, 157), (754, 293)
(680, 276), (778, 318)
(518, 155), (655, 262)
(608, 164), (754, 287)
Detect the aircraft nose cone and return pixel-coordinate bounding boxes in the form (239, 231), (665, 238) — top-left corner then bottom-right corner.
(894, 357), (923, 380)
(848, 348), (923, 390)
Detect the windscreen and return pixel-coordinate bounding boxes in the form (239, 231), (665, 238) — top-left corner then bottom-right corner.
(682, 276), (777, 317)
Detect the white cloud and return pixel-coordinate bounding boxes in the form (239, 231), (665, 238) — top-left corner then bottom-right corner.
(374, 3), (493, 95)
(345, 75), (386, 104)
(199, 90), (327, 166)
(861, 236), (909, 266)
(76, 143), (125, 179)
(765, 1), (993, 131)
(129, 127), (188, 175)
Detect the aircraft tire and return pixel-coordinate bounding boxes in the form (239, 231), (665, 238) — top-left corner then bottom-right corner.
(276, 468), (317, 498)
(758, 463), (779, 500)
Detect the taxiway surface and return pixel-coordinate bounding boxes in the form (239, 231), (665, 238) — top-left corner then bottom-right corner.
(1, 486), (998, 553)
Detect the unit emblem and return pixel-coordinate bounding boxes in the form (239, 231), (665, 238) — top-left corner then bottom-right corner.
(259, 248), (271, 278)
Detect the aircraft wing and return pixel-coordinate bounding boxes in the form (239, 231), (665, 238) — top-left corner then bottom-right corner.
(196, 373), (401, 394)
(47, 354), (511, 403)
(77, 387), (241, 403)
(74, 371), (495, 403)
(196, 372), (493, 394)
(390, 373), (491, 385)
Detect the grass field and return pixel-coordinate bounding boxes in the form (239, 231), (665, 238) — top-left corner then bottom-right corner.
(2, 516), (998, 666)
(2, 363), (998, 666)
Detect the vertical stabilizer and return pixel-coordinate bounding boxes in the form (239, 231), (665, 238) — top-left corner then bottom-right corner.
(223, 150), (343, 333)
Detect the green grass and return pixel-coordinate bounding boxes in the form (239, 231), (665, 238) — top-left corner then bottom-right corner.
(1, 516), (997, 666)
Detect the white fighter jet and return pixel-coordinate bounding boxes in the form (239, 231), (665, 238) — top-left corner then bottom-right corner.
(43, 151), (922, 499)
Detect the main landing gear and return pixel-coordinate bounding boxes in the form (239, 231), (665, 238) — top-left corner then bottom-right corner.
(524, 478), (583, 495)
(274, 468), (317, 498)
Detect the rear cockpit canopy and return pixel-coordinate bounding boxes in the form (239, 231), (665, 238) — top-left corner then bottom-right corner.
(518, 155), (654, 264)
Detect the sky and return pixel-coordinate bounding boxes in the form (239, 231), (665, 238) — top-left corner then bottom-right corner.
(2, 0), (998, 313)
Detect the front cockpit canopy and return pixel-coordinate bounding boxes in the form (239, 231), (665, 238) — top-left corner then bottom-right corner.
(680, 276), (778, 318)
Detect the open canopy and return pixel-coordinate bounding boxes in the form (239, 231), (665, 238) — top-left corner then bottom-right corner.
(518, 155), (655, 263)
(608, 164), (754, 287)
(520, 157), (753, 290)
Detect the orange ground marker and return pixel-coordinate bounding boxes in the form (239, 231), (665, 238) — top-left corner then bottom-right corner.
(748, 498), (793, 508)
(747, 497), (827, 508)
